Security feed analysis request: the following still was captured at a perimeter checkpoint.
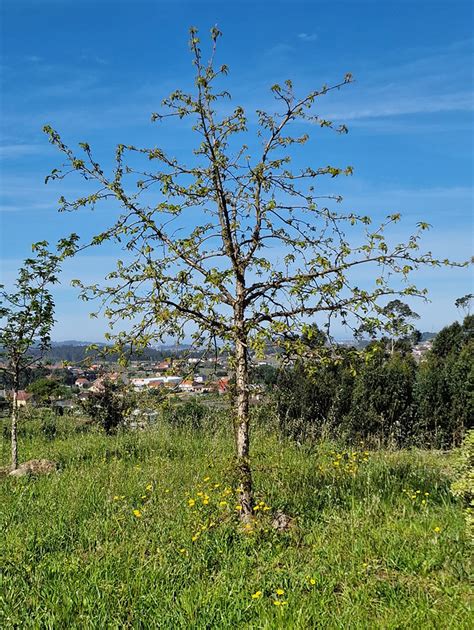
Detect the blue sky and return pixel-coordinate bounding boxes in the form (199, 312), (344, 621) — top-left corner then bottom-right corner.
(1, 0), (473, 341)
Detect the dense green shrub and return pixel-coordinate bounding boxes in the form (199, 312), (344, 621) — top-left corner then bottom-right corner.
(80, 382), (134, 434)
(274, 316), (472, 448)
(162, 398), (208, 430)
(451, 429), (474, 541)
(344, 349), (417, 446)
(275, 357), (356, 442)
(414, 318), (473, 448)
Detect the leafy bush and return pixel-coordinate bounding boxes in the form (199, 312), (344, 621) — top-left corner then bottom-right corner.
(80, 382), (134, 434)
(451, 429), (474, 542)
(162, 399), (209, 430)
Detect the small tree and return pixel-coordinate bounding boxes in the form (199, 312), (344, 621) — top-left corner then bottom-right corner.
(44, 28), (463, 519)
(80, 380), (133, 434)
(26, 377), (70, 405)
(0, 243), (60, 470)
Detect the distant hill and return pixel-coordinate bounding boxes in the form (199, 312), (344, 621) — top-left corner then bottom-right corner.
(420, 332), (436, 342)
(44, 342), (191, 363)
(51, 340), (105, 347)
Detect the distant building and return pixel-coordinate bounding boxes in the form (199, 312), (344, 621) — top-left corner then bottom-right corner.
(75, 378), (90, 388)
(16, 391), (33, 407)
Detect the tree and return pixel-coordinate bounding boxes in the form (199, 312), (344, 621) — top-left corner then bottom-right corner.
(0, 243), (60, 470)
(79, 380), (133, 434)
(44, 28), (462, 519)
(455, 293), (473, 316)
(415, 315), (473, 447)
(347, 346), (417, 446)
(357, 299), (420, 354)
(26, 377), (70, 404)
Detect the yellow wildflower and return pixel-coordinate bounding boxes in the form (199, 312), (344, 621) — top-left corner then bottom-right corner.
(235, 505), (242, 511)
(179, 548), (186, 554)
(203, 476), (210, 482)
(219, 501), (228, 507)
(146, 484), (152, 491)
(251, 591), (262, 599)
(133, 509), (142, 518)
(188, 499), (196, 507)
(434, 526), (442, 533)
(113, 495), (120, 501)
(275, 588), (285, 595)
(141, 495), (147, 499)
(309, 578), (316, 585)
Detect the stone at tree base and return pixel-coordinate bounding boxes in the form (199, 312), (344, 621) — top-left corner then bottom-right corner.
(271, 510), (294, 531)
(9, 459), (57, 477)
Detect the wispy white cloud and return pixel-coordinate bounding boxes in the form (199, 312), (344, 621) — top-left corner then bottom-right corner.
(0, 144), (49, 159)
(317, 39), (474, 123)
(298, 32), (317, 42)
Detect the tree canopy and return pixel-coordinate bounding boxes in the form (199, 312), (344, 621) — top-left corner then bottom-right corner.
(43, 27), (465, 516)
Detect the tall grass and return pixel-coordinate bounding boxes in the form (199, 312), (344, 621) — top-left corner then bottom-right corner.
(0, 416), (471, 628)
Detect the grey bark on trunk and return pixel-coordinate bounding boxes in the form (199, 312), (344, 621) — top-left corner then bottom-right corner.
(11, 386), (19, 471)
(234, 330), (253, 521)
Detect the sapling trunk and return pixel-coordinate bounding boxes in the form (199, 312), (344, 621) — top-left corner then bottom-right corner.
(235, 333), (253, 521)
(11, 379), (19, 470)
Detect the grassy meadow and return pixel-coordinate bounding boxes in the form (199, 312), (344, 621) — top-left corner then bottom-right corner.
(0, 416), (471, 629)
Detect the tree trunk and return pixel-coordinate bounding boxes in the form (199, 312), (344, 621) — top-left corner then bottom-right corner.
(11, 381), (19, 471)
(234, 330), (253, 521)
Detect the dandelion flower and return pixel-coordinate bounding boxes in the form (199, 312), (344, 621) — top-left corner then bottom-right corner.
(133, 509), (142, 518)
(179, 548), (186, 554)
(203, 476), (210, 482)
(113, 495), (120, 501)
(146, 484), (153, 491)
(434, 526), (442, 533)
(275, 588), (285, 595)
(188, 499), (196, 507)
(251, 591), (262, 599)
(219, 501), (228, 507)
(141, 495), (147, 499)
(235, 505), (242, 511)
(309, 578), (316, 585)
